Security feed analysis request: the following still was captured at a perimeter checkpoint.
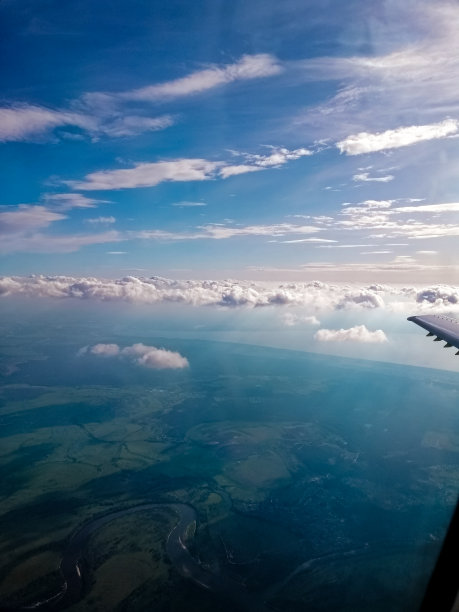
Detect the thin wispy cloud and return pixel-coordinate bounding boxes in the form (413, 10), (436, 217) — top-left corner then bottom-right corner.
(0, 105), (95, 142)
(296, 3), (459, 146)
(395, 202), (459, 213)
(171, 201), (207, 207)
(0, 104), (174, 142)
(0, 230), (122, 253)
(353, 172), (394, 183)
(66, 147), (314, 190)
(43, 193), (111, 210)
(337, 119), (459, 155)
(0, 205), (65, 234)
(219, 164), (264, 179)
(85, 216), (116, 224)
(235, 146), (313, 168)
(279, 238), (337, 244)
(136, 222), (321, 241)
(117, 54), (282, 102)
(67, 159), (224, 190)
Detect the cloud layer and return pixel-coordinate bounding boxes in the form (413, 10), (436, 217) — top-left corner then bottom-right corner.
(1, 275), (458, 315)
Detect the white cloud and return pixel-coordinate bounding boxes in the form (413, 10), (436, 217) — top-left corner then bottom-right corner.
(220, 146), (313, 178)
(0, 54), (280, 142)
(120, 54), (282, 102)
(352, 172), (394, 182)
(296, 4), (459, 141)
(171, 201), (207, 207)
(200, 223), (320, 240)
(120, 343), (189, 369)
(239, 146), (313, 167)
(85, 216), (116, 224)
(0, 200), (123, 253)
(337, 119), (459, 155)
(65, 145), (316, 190)
(0, 205), (65, 234)
(90, 343), (120, 356)
(281, 312), (320, 326)
(336, 198), (459, 240)
(97, 114), (174, 137)
(361, 250), (392, 254)
(43, 193), (111, 210)
(314, 325), (388, 343)
(0, 230), (123, 254)
(1, 275), (459, 315)
(317, 244), (374, 248)
(416, 286), (459, 306)
(67, 159), (223, 190)
(0, 104), (173, 142)
(395, 202), (459, 213)
(219, 164), (264, 179)
(84, 342), (189, 369)
(135, 222), (321, 241)
(0, 104), (95, 142)
(279, 238), (337, 244)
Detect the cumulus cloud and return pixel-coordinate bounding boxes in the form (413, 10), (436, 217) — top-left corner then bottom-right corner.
(335, 289), (385, 310)
(90, 343), (120, 356)
(337, 119), (459, 155)
(281, 312), (320, 326)
(82, 342), (189, 369)
(120, 343), (189, 369)
(416, 286), (459, 306)
(314, 325), (388, 343)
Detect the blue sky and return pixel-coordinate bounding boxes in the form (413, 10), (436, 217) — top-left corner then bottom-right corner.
(1, 0), (458, 282)
(1, 0), (459, 369)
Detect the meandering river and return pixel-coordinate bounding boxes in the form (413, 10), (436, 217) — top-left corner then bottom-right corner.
(7, 502), (266, 612)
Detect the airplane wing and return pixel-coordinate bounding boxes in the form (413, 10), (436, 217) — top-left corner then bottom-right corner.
(407, 314), (459, 354)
